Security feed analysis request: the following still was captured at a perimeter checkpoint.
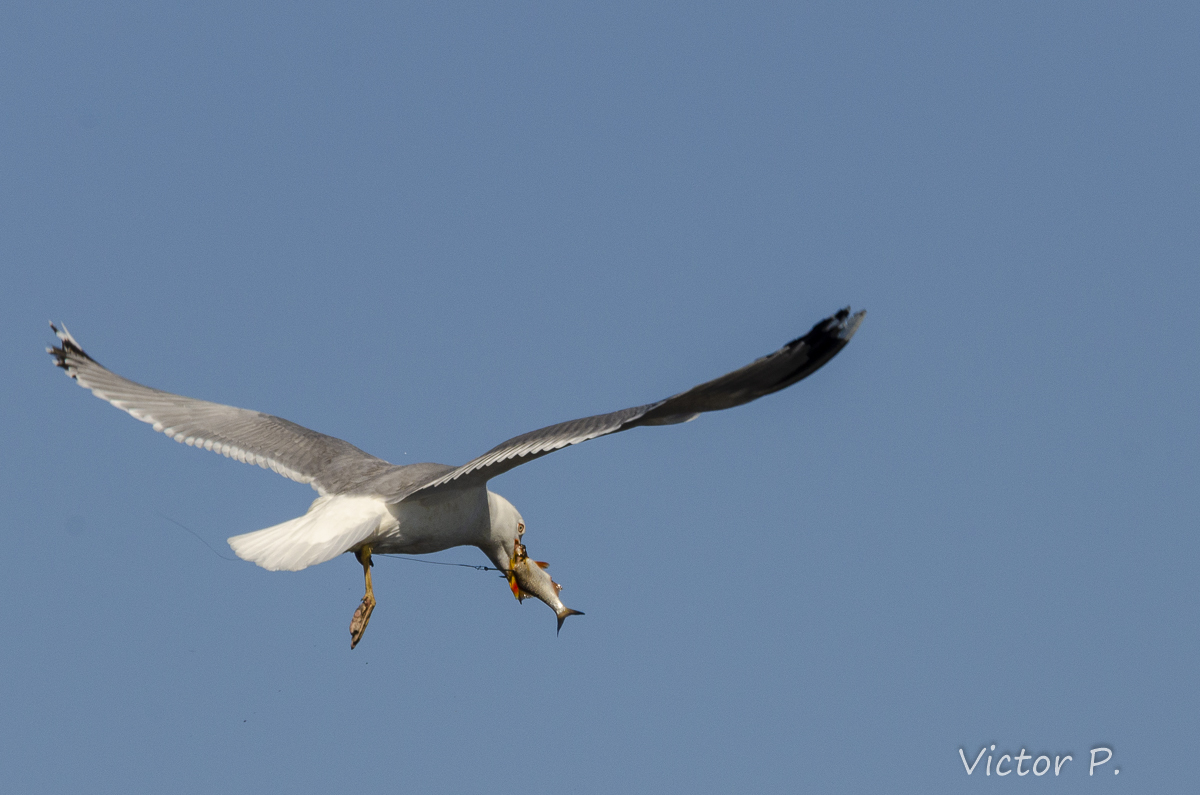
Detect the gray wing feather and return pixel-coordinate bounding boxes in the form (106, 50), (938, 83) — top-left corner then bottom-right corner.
(47, 324), (392, 495)
(391, 307), (864, 502)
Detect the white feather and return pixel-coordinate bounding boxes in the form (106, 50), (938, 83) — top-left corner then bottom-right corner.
(227, 495), (392, 572)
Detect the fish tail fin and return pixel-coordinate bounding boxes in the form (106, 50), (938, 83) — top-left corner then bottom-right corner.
(556, 608), (585, 635)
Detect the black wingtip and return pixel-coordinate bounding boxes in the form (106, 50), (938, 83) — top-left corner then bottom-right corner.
(47, 322), (96, 375)
(786, 306), (864, 350)
(838, 308), (866, 341)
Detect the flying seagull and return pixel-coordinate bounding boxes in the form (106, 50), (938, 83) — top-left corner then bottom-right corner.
(48, 307), (864, 647)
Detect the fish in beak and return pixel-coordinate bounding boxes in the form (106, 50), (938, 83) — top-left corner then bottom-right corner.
(506, 540), (584, 633)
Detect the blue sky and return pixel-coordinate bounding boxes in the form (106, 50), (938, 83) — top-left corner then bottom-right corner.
(2, 3), (1197, 792)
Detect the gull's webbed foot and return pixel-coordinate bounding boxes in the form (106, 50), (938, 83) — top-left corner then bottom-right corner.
(350, 544), (375, 649)
(350, 594), (375, 649)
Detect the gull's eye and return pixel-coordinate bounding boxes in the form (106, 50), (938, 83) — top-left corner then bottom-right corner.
(517, 521), (525, 536)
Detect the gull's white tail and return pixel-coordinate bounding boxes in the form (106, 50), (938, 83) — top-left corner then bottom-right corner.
(228, 495), (389, 572)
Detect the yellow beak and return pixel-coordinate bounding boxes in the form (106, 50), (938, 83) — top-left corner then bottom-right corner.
(507, 540), (527, 601)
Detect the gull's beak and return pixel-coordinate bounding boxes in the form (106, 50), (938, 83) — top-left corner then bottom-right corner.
(507, 540), (527, 601)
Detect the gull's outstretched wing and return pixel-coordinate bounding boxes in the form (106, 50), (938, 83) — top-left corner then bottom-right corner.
(47, 324), (392, 495)
(390, 307), (865, 503)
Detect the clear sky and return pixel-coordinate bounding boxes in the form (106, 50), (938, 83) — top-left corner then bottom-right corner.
(2, 3), (1197, 793)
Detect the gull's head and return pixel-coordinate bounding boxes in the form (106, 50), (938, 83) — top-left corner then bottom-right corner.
(484, 491), (524, 566)
(483, 490), (526, 599)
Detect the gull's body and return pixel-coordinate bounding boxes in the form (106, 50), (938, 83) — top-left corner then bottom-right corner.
(49, 307), (864, 646)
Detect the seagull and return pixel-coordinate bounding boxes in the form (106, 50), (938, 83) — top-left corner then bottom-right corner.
(48, 307), (864, 647)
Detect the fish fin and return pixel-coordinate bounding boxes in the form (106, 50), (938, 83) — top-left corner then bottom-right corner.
(556, 608), (585, 635)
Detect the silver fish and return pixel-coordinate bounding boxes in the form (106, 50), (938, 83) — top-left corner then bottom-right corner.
(506, 540), (583, 633)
